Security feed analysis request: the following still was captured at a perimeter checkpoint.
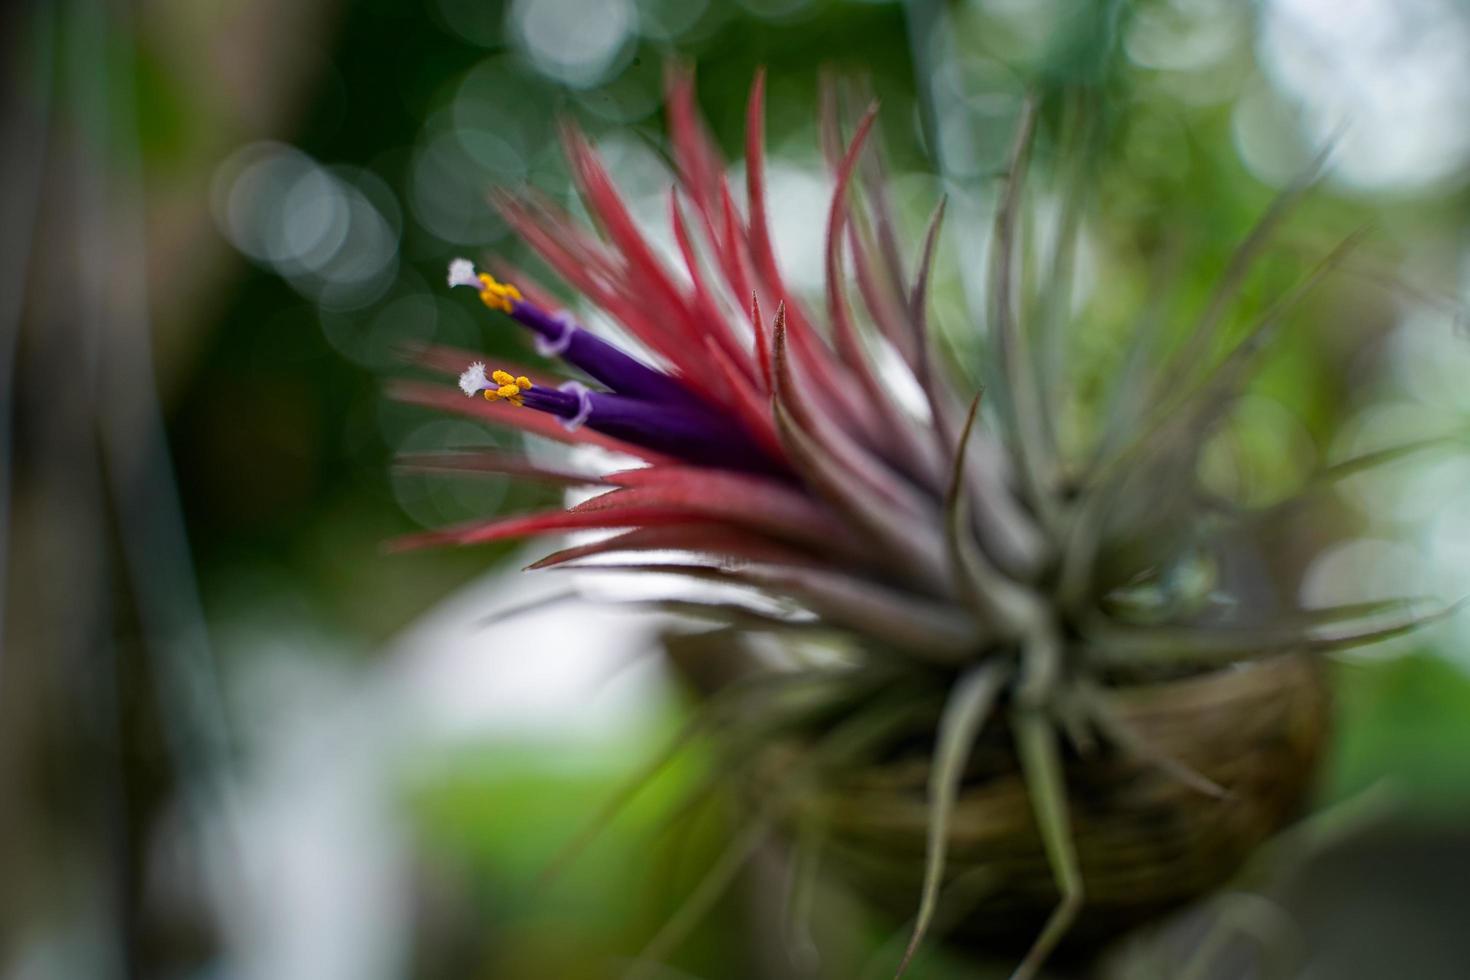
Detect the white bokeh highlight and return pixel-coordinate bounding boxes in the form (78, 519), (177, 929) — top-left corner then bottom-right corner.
(1259, 0), (1470, 190)
(510, 0), (636, 89)
(212, 143), (399, 311)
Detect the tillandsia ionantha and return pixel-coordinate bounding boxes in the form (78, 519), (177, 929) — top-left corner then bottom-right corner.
(390, 69), (1450, 978)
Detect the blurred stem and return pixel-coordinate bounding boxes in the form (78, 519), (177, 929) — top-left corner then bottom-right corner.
(903, 0), (944, 170)
(0, 0), (55, 701)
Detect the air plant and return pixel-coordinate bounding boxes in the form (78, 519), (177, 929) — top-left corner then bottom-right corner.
(390, 69), (1445, 978)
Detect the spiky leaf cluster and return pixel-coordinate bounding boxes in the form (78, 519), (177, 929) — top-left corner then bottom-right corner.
(392, 71), (1445, 976)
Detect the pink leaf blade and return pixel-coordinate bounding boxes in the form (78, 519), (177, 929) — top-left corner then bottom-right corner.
(396, 341), (554, 388)
(386, 505), (690, 552)
(700, 334), (787, 462)
(824, 105), (945, 486)
(527, 523), (821, 571)
(393, 449), (607, 487)
(668, 188), (757, 385)
(570, 561), (985, 664)
(583, 467), (870, 558)
(387, 379), (670, 462)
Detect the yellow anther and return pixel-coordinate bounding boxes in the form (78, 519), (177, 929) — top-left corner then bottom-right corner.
(476, 273), (523, 314)
(484, 389), (522, 406)
(479, 366), (532, 407)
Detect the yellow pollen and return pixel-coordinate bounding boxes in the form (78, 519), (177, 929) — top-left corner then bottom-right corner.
(479, 368), (533, 407)
(476, 273), (523, 314)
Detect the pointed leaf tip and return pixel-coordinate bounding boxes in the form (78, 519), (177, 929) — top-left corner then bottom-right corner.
(898, 661), (1011, 976)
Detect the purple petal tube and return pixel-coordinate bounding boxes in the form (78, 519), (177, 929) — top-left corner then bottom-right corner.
(507, 298), (709, 412)
(451, 263), (782, 474)
(521, 384), (780, 474)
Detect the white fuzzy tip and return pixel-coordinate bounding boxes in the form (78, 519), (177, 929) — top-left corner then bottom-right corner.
(458, 361), (488, 397)
(447, 258), (481, 290)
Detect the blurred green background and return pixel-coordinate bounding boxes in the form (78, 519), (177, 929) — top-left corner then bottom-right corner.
(3, 0), (1470, 977)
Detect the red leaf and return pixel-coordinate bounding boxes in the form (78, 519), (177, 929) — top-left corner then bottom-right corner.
(716, 182), (755, 316)
(528, 523), (819, 570)
(744, 68), (782, 305)
(735, 70), (889, 451)
(387, 505), (692, 552)
(700, 334), (787, 462)
(387, 379), (667, 462)
(397, 342), (550, 388)
(394, 449), (605, 486)
(750, 292), (773, 391)
(824, 107), (945, 487)
(668, 188), (755, 386)
(666, 62), (724, 236)
(581, 467), (867, 556)
(562, 128), (704, 351)
(495, 192), (686, 364)
(771, 306), (928, 516)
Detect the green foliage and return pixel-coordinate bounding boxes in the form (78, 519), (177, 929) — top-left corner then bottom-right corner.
(1324, 653), (1470, 816)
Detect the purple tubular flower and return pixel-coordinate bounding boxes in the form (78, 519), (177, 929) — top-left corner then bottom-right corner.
(507, 298), (710, 410)
(448, 258), (710, 411)
(521, 384), (780, 472)
(449, 259), (783, 474)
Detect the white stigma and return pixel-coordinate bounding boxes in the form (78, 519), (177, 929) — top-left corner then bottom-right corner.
(458, 361), (489, 397)
(447, 258), (481, 290)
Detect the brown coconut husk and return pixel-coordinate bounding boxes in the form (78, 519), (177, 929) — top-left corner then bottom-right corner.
(667, 635), (1330, 963)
